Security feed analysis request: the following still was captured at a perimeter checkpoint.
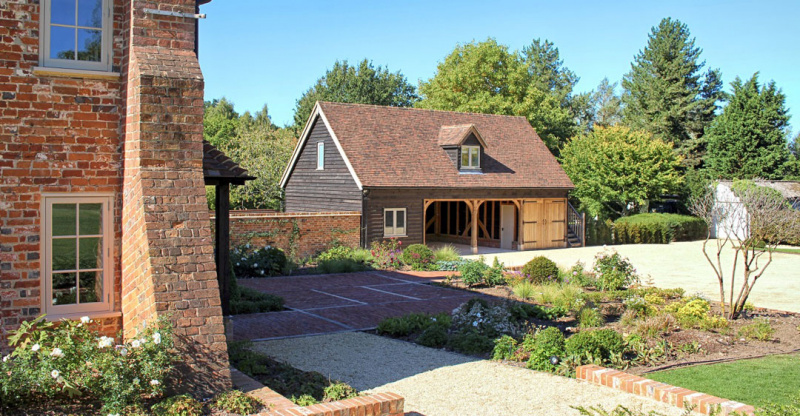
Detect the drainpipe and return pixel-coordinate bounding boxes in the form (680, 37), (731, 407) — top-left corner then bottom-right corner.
(362, 189), (369, 248)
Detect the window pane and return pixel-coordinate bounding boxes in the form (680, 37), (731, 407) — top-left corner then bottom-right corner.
(50, 26), (76, 60)
(396, 211), (405, 228)
(77, 0), (102, 28)
(77, 29), (101, 62)
(52, 272), (77, 306)
(78, 237), (101, 269)
(79, 271), (102, 303)
(471, 148), (479, 167)
(461, 150), (469, 167)
(79, 203), (102, 235)
(384, 210), (393, 228)
(51, 0), (77, 26)
(52, 203), (77, 236)
(52, 238), (77, 271)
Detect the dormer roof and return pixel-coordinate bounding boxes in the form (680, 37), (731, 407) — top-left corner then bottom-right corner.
(437, 124), (488, 147)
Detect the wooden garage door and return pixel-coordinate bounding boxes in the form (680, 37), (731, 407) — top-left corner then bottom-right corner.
(521, 198), (567, 250)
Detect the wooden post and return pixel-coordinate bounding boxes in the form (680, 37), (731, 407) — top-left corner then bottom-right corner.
(215, 182), (231, 316)
(471, 200), (479, 254)
(517, 199), (524, 251)
(435, 201), (441, 236)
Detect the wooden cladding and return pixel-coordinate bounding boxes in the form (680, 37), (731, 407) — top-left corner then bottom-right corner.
(520, 198), (567, 250)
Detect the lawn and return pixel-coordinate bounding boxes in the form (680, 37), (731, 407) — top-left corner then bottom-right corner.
(647, 353), (800, 408)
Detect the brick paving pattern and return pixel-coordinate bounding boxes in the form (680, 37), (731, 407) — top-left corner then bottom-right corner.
(231, 271), (485, 341)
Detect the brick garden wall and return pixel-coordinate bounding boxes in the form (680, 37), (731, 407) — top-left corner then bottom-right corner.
(211, 210), (361, 259)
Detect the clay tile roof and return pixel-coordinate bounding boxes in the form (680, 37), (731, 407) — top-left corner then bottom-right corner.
(318, 102), (574, 189)
(437, 124), (486, 147)
(203, 140), (255, 185)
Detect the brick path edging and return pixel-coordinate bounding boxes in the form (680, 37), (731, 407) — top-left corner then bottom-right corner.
(576, 365), (754, 416)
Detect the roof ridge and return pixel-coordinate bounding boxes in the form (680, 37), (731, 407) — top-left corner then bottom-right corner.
(318, 101), (531, 121)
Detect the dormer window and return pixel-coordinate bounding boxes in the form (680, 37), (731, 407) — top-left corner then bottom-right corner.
(461, 146), (480, 169)
(438, 124), (487, 172)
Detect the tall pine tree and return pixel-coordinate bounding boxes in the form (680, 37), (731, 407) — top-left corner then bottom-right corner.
(622, 18), (723, 167)
(705, 74), (793, 179)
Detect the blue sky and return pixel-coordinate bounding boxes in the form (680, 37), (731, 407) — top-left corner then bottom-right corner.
(199, 0), (799, 134)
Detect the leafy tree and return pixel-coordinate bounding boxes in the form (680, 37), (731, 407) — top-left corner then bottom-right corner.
(293, 59), (418, 129)
(417, 38), (576, 152)
(204, 98), (240, 147)
(705, 74), (793, 179)
(559, 126), (683, 217)
(523, 39), (578, 107)
(204, 101), (297, 210)
(622, 18), (723, 166)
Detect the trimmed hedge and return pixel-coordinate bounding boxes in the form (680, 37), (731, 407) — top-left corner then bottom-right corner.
(613, 213), (707, 244)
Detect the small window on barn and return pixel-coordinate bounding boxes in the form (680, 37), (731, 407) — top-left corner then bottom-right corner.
(40, 0), (113, 72)
(42, 194), (114, 318)
(461, 146), (480, 169)
(384, 208), (406, 237)
(317, 142), (325, 170)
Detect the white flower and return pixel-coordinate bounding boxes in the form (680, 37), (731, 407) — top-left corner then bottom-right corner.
(50, 348), (64, 358)
(31, 344), (40, 352)
(109, 413), (120, 416)
(152, 332), (161, 345)
(132, 377), (140, 384)
(139, 338), (147, 345)
(253, 263), (259, 268)
(150, 379), (160, 386)
(472, 321), (478, 327)
(119, 348), (128, 357)
(2, 355), (9, 362)
(131, 340), (141, 348)
(51, 369), (59, 379)
(80, 316), (91, 324)
(98, 336), (114, 349)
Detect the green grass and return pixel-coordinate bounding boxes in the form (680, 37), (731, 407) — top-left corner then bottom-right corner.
(647, 353), (800, 408)
(773, 247), (800, 255)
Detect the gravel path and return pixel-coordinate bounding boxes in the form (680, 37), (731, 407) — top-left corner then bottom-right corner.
(251, 332), (686, 416)
(463, 241), (800, 313)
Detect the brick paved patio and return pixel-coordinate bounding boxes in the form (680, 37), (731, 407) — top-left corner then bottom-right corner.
(230, 271), (487, 341)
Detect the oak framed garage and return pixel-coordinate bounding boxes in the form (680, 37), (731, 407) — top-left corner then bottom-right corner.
(280, 102), (584, 254)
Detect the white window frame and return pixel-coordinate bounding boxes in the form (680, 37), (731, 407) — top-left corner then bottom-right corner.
(39, 0), (114, 72)
(317, 142), (325, 170)
(41, 194), (114, 318)
(461, 145), (480, 169)
(383, 208), (407, 237)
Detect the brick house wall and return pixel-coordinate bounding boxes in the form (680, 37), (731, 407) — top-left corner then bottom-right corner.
(211, 211), (361, 259)
(1, 0), (230, 395)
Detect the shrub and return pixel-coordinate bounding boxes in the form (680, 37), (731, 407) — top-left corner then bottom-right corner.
(317, 245), (370, 263)
(632, 314), (677, 338)
(526, 327), (566, 371)
(434, 259), (469, 271)
(592, 250), (639, 290)
(447, 330), (495, 355)
(323, 382), (358, 402)
(376, 313), (439, 337)
(492, 335), (519, 360)
(566, 262), (595, 287)
(212, 390), (261, 415)
(231, 244), (288, 277)
(0, 316), (174, 414)
(457, 258), (490, 286)
(613, 213), (708, 244)
(674, 298), (710, 326)
(578, 307), (605, 328)
(623, 296), (657, 317)
(317, 258), (369, 274)
(432, 244), (460, 262)
(230, 285), (284, 315)
(738, 318), (775, 341)
(521, 256), (560, 284)
(370, 238), (403, 269)
(151, 394), (202, 416)
(532, 283), (586, 314)
(292, 394), (318, 406)
(483, 257), (506, 287)
(416, 324), (449, 348)
(565, 329), (625, 362)
(401, 244), (435, 271)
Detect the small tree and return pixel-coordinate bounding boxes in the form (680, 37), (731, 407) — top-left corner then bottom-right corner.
(690, 180), (800, 319)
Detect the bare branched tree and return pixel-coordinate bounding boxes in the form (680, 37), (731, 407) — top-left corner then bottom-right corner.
(690, 180), (800, 319)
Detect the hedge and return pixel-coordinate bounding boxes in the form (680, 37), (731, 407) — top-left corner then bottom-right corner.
(613, 213), (707, 244)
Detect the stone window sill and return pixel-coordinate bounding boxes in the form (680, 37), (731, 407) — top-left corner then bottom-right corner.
(44, 310), (122, 322)
(33, 66), (121, 81)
